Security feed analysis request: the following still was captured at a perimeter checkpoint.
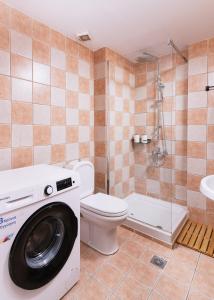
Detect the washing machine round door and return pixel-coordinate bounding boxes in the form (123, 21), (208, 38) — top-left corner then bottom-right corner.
(9, 202), (78, 290)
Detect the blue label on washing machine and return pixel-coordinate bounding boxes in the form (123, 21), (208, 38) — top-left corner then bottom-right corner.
(0, 216), (16, 230)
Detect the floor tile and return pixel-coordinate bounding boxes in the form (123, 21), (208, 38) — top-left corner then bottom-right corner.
(197, 253), (214, 274)
(163, 256), (195, 285)
(187, 289), (213, 300)
(148, 291), (166, 300)
(80, 247), (109, 274)
(95, 262), (124, 290)
(170, 244), (199, 268)
(111, 273), (151, 300)
(62, 227), (214, 300)
(79, 276), (111, 300)
(154, 274), (189, 300)
(108, 249), (137, 273)
(117, 226), (134, 245)
(129, 260), (161, 288)
(191, 267), (214, 298)
(121, 239), (144, 259)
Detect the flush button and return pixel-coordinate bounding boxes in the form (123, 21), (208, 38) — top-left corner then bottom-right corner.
(44, 185), (53, 196)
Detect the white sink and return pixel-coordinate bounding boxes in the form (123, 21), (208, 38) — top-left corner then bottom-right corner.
(200, 175), (214, 200)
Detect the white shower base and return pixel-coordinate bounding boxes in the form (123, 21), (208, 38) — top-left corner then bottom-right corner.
(124, 193), (189, 246)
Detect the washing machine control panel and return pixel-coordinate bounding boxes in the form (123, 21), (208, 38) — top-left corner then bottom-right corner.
(44, 185), (54, 196)
(56, 177), (73, 191)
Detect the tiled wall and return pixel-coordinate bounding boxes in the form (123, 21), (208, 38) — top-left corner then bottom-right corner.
(134, 41), (214, 226)
(0, 1), (94, 170)
(0, 1), (214, 225)
(107, 59), (135, 198)
(94, 48), (107, 193)
(187, 40), (214, 225)
(134, 53), (188, 204)
(94, 48), (135, 197)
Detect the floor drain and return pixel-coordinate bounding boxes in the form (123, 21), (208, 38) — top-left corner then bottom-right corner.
(150, 255), (167, 269)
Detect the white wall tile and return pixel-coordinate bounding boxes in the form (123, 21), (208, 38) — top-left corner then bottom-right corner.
(79, 59), (90, 78)
(66, 72), (79, 91)
(175, 156), (187, 171)
(114, 97), (123, 112)
(163, 82), (174, 97)
(175, 95), (188, 110)
(188, 125), (206, 142)
(79, 94), (90, 110)
(188, 91), (207, 108)
(208, 72), (214, 86)
(51, 126), (65, 144)
(136, 86), (147, 100)
(123, 113), (130, 126)
(33, 62), (50, 85)
(146, 179), (160, 194)
(0, 101), (11, 123)
(122, 166), (130, 181)
(115, 154), (123, 169)
(51, 48), (65, 70)
(122, 86), (131, 99)
(208, 108), (214, 124)
(66, 108), (79, 125)
(114, 127), (123, 140)
(12, 78), (32, 102)
(66, 143), (79, 160)
(187, 190), (206, 210)
(79, 126), (90, 142)
(175, 185), (187, 201)
(0, 148), (11, 170)
(34, 145), (51, 164)
(109, 80), (115, 96)
(135, 113), (146, 126)
(187, 158), (206, 175)
(129, 74), (135, 88)
(135, 164), (146, 179)
(207, 143), (214, 159)
(51, 87), (65, 106)
(160, 168), (172, 183)
(12, 125), (33, 147)
(115, 66), (123, 82)
(188, 56), (207, 75)
(33, 104), (50, 125)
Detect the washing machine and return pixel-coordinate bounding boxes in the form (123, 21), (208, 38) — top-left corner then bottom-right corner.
(0, 164), (80, 300)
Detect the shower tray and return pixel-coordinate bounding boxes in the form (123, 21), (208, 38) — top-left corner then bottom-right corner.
(124, 193), (189, 246)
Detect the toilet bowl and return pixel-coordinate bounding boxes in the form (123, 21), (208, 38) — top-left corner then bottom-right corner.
(65, 160), (128, 255)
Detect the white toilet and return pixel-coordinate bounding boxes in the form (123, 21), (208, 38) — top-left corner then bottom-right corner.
(65, 160), (128, 255)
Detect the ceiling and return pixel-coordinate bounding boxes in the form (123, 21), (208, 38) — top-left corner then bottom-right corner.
(4, 0), (214, 61)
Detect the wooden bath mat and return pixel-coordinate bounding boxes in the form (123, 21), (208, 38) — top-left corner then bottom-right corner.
(177, 220), (214, 257)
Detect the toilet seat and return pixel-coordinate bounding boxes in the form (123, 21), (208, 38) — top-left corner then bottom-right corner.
(81, 193), (128, 217)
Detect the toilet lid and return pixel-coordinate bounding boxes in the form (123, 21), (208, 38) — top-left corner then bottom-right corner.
(81, 193), (128, 217)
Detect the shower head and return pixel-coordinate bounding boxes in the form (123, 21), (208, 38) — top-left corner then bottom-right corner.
(136, 51), (158, 63)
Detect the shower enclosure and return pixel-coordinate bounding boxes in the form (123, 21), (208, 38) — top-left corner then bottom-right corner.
(106, 41), (189, 246)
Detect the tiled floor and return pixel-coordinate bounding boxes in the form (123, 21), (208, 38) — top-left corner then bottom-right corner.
(62, 226), (214, 300)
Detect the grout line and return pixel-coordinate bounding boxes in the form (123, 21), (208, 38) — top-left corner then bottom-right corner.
(185, 252), (201, 300)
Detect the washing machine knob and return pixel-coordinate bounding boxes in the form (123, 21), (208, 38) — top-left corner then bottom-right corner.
(44, 185), (53, 196)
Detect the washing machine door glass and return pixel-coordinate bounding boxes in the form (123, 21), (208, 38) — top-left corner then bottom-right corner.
(9, 202), (78, 290)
